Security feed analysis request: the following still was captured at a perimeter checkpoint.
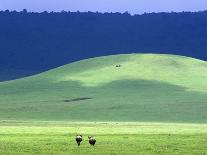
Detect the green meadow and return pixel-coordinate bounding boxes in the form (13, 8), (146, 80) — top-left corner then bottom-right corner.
(0, 54), (207, 154)
(1, 122), (207, 155)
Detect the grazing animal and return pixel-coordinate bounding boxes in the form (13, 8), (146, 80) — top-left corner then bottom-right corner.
(116, 65), (121, 67)
(76, 135), (83, 146)
(88, 136), (96, 146)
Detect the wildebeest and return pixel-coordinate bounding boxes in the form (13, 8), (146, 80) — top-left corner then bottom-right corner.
(116, 65), (121, 67)
(88, 136), (96, 146)
(76, 135), (83, 146)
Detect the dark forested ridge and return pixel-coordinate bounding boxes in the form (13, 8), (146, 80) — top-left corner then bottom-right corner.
(0, 10), (207, 81)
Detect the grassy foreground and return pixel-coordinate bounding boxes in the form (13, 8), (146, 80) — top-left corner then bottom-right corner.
(1, 54), (207, 154)
(0, 121), (207, 155)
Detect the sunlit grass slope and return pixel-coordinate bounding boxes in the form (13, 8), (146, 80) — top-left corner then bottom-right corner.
(1, 54), (207, 123)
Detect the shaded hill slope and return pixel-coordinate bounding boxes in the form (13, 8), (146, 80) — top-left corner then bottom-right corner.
(0, 54), (207, 123)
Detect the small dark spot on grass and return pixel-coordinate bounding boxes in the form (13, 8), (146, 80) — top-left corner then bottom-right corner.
(63, 97), (92, 103)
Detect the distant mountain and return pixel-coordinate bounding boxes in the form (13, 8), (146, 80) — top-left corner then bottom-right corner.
(0, 11), (207, 81)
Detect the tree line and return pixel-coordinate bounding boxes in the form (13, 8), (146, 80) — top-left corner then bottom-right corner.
(0, 10), (207, 80)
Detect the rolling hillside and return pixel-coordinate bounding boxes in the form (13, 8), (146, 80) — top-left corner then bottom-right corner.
(0, 54), (207, 123)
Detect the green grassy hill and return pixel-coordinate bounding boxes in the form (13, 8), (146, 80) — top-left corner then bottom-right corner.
(1, 54), (207, 123)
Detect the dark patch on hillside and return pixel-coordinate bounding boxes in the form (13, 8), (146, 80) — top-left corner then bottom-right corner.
(1, 78), (207, 122)
(63, 97), (92, 103)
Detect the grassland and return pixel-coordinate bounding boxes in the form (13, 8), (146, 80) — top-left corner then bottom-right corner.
(0, 121), (207, 155)
(0, 54), (207, 122)
(1, 54), (207, 154)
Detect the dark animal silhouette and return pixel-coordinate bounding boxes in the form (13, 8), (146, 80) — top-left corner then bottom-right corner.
(76, 135), (83, 146)
(88, 136), (96, 146)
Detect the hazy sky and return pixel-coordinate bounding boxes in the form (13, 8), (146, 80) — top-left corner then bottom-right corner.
(0, 0), (207, 14)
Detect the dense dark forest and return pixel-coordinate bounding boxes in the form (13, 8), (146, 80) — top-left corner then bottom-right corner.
(0, 10), (207, 81)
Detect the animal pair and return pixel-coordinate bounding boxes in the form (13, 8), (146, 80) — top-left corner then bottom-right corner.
(76, 135), (96, 146)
